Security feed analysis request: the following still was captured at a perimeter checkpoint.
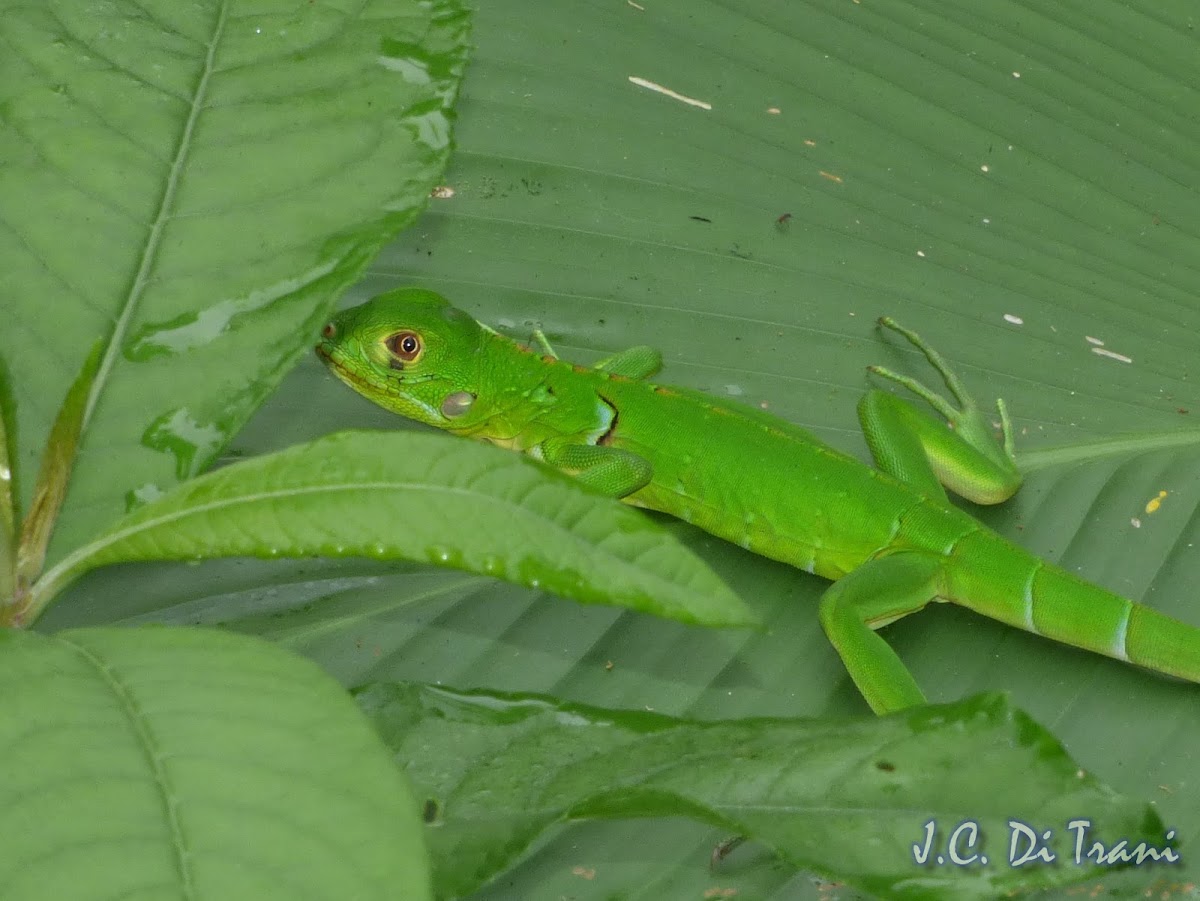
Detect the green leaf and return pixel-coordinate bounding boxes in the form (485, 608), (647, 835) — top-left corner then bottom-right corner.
(32, 1), (1200, 897)
(211, 1), (1196, 896)
(32, 431), (755, 628)
(0, 626), (432, 901)
(359, 683), (1166, 901)
(0, 0), (471, 565)
(0, 353), (17, 602)
(11, 342), (101, 607)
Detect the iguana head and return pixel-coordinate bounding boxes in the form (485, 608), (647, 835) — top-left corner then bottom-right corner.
(316, 288), (487, 426)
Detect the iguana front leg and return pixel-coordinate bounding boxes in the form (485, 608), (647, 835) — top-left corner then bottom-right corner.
(539, 440), (653, 498)
(533, 330), (662, 380)
(520, 333), (660, 496)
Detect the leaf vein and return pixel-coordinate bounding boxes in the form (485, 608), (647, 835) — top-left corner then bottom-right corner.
(80, 0), (230, 430)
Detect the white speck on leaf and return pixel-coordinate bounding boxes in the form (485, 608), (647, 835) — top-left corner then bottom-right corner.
(1093, 347), (1133, 364)
(628, 76), (712, 110)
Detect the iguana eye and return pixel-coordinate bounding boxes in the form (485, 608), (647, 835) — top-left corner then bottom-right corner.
(386, 331), (422, 363)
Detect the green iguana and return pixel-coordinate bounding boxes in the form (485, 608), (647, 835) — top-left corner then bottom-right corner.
(316, 287), (1200, 713)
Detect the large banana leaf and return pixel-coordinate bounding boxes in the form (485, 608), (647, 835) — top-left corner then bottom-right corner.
(40, 0), (1200, 898)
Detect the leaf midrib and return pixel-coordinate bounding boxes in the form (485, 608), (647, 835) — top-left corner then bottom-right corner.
(81, 2), (229, 431)
(34, 476), (704, 615)
(62, 634), (197, 899)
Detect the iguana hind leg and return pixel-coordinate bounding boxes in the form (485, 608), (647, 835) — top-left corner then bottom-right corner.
(818, 551), (945, 714)
(863, 317), (1021, 505)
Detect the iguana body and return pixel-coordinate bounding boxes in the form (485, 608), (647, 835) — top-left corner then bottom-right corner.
(316, 288), (1200, 713)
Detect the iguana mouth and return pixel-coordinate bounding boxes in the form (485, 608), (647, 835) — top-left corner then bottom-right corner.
(315, 343), (437, 390)
(315, 343), (376, 393)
